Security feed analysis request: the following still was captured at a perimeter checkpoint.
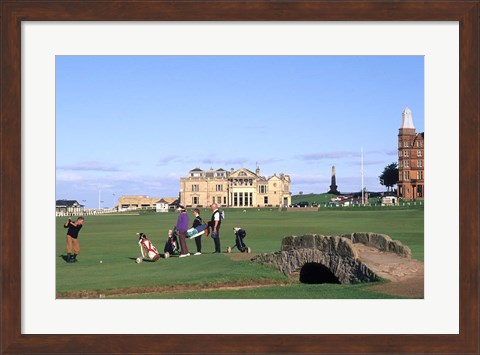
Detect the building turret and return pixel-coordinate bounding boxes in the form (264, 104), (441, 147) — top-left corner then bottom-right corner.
(399, 107), (415, 135)
(397, 108), (424, 201)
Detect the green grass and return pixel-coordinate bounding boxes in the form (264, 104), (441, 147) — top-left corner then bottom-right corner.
(111, 283), (404, 299)
(57, 206), (423, 298)
(291, 193), (337, 205)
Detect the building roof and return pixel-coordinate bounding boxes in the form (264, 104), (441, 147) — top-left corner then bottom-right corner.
(119, 195), (161, 205)
(56, 200), (83, 207)
(230, 167), (257, 178)
(400, 107), (415, 129)
(156, 197), (178, 204)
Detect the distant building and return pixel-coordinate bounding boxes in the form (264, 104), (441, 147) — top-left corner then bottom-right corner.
(118, 195), (178, 210)
(156, 198), (173, 213)
(180, 166), (292, 208)
(397, 107), (424, 200)
(56, 200), (84, 215)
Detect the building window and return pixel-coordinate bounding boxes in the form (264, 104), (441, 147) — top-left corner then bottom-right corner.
(234, 193), (238, 207)
(398, 151), (402, 157)
(192, 184), (199, 192)
(416, 141), (423, 148)
(403, 141), (409, 147)
(264, 196), (269, 204)
(417, 171), (423, 179)
(417, 185), (423, 197)
(217, 196), (221, 204)
(403, 150), (409, 157)
(404, 160), (410, 168)
(192, 197), (199, 204)
(404, 171), (410, 180)
(249, 193), (253, 206)
(223, 196), (227, 205)
(417, 150), (423, 157)
(259, 185), (266, 194)
(417, 160), (423, 167)
(216, 184), (223, 192)
(239, 192), (244, 206)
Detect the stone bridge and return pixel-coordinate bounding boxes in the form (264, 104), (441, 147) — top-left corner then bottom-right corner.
(252, 233), (412, 284)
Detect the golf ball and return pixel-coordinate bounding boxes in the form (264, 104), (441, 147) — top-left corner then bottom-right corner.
(100, 260), (103, 263)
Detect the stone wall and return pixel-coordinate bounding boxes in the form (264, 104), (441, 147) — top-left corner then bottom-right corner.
(252, 233), (412, 284)
(340, 232), (412, 258)
(252, 234), (378, 284)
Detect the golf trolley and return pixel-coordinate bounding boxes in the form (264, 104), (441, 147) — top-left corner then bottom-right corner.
(227, 227), (251, 253)
(136, 232), (160, 263)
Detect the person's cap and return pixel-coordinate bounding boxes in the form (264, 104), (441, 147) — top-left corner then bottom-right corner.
(176, 205), (185, 211)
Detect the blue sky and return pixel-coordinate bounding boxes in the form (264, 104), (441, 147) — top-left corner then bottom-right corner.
(56, 56), (424, 208)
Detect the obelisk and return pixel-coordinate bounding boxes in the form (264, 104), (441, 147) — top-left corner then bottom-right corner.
(327, 165), (340, 195)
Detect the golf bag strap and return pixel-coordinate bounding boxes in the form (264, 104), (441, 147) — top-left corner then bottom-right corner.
(140, 240), (159, 256)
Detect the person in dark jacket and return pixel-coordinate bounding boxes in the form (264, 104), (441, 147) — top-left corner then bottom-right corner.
(64, 216), (84, 263)
(191, 208), (208, 255)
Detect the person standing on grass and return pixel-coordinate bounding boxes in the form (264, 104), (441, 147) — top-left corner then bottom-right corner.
(191, 208), (208, 255)
(64, 216), (84, 263)
(176, 205), (190, 257)
(208, 203), (222, 253)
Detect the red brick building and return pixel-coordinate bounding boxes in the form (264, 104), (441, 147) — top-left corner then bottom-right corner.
(397, 107), (424, 200)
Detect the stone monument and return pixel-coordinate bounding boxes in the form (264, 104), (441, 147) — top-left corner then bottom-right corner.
(327, 165), (340, 195)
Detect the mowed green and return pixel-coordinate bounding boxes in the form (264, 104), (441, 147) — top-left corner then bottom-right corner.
(56, 206), (423, 298)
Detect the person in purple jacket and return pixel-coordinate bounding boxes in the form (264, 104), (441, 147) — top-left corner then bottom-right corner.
(175, 205), (190, 257)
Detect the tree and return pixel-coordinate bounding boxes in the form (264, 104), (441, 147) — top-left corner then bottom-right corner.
(379, 162), (399, 192)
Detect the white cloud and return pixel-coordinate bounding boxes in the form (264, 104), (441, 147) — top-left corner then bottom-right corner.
(296, 151), (361, 161)
(56, 171), (87, 182)
(157, 155), (184, 165)
(57, 161), (121, 172)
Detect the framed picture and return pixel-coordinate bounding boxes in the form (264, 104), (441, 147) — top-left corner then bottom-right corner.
(1, 1), (478, 354)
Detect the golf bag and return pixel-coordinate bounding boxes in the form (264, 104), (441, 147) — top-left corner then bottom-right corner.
(164, 227), (179, 257)
(137, 233), (160, 261)
(186, 223), (207, 238)
(227, 227), (251, 253)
